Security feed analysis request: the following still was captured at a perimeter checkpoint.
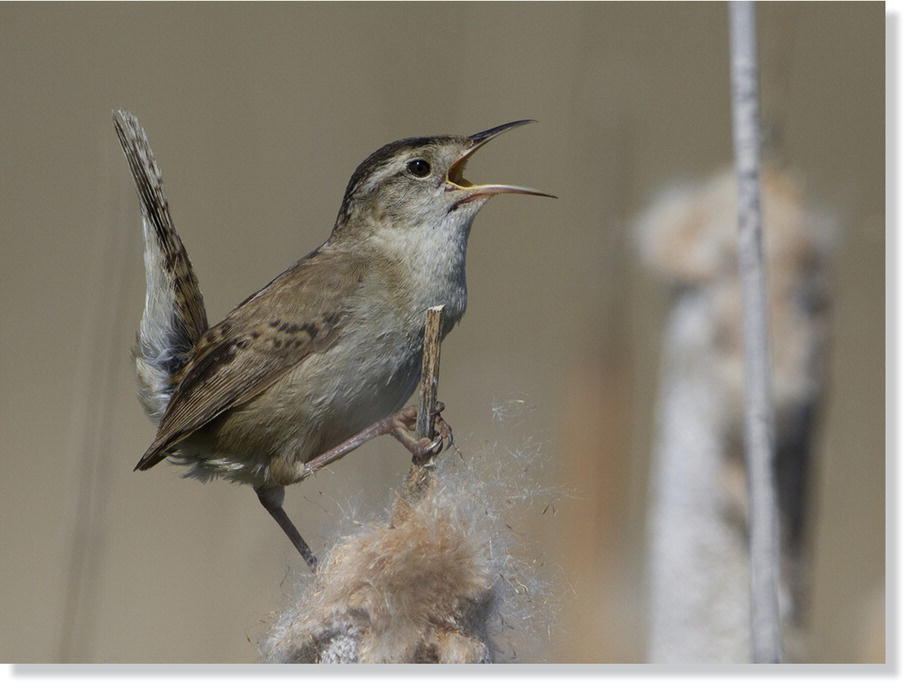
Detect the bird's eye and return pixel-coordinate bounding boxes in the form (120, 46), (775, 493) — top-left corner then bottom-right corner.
(406, 159), (431, 178)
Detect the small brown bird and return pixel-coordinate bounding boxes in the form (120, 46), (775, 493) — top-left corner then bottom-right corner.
(114, 111), (552, 568)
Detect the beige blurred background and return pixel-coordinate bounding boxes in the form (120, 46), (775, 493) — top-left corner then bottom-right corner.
(0, 2), (883, 663)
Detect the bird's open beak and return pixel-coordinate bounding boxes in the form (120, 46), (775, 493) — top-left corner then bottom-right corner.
(446, 120), (556, 202)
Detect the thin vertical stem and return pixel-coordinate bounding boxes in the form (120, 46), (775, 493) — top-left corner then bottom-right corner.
(414, 305), (445, 461)
(728, 0), (783, 663)
(393, 305), (446, 517)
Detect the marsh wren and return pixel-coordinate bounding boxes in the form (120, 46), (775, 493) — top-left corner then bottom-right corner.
(114, 111), (552, 568)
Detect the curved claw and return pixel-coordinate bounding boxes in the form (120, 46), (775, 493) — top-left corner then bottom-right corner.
(427, 433), (445, 455)
(433, 413), (454, 451)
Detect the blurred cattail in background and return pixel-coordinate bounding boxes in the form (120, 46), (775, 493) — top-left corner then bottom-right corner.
(636, 165), (836, 662)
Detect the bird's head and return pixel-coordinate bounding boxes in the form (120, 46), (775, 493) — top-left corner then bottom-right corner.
(333, 120), (554, 237)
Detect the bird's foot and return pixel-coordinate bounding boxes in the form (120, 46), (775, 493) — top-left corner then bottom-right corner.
(300, 402), (453, 477)
(390, 402), (453, 462)
(394, 405), (419, 431)
(431, 405), (454, 451)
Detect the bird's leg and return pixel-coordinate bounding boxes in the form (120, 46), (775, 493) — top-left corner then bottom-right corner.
(300, 403), (452, 476)
(255, 485), (318, 571)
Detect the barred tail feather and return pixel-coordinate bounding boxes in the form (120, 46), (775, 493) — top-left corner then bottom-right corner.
(114, 109), (208, 422)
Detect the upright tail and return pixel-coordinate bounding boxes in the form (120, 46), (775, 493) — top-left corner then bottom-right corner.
(114, 109), (208, 422)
